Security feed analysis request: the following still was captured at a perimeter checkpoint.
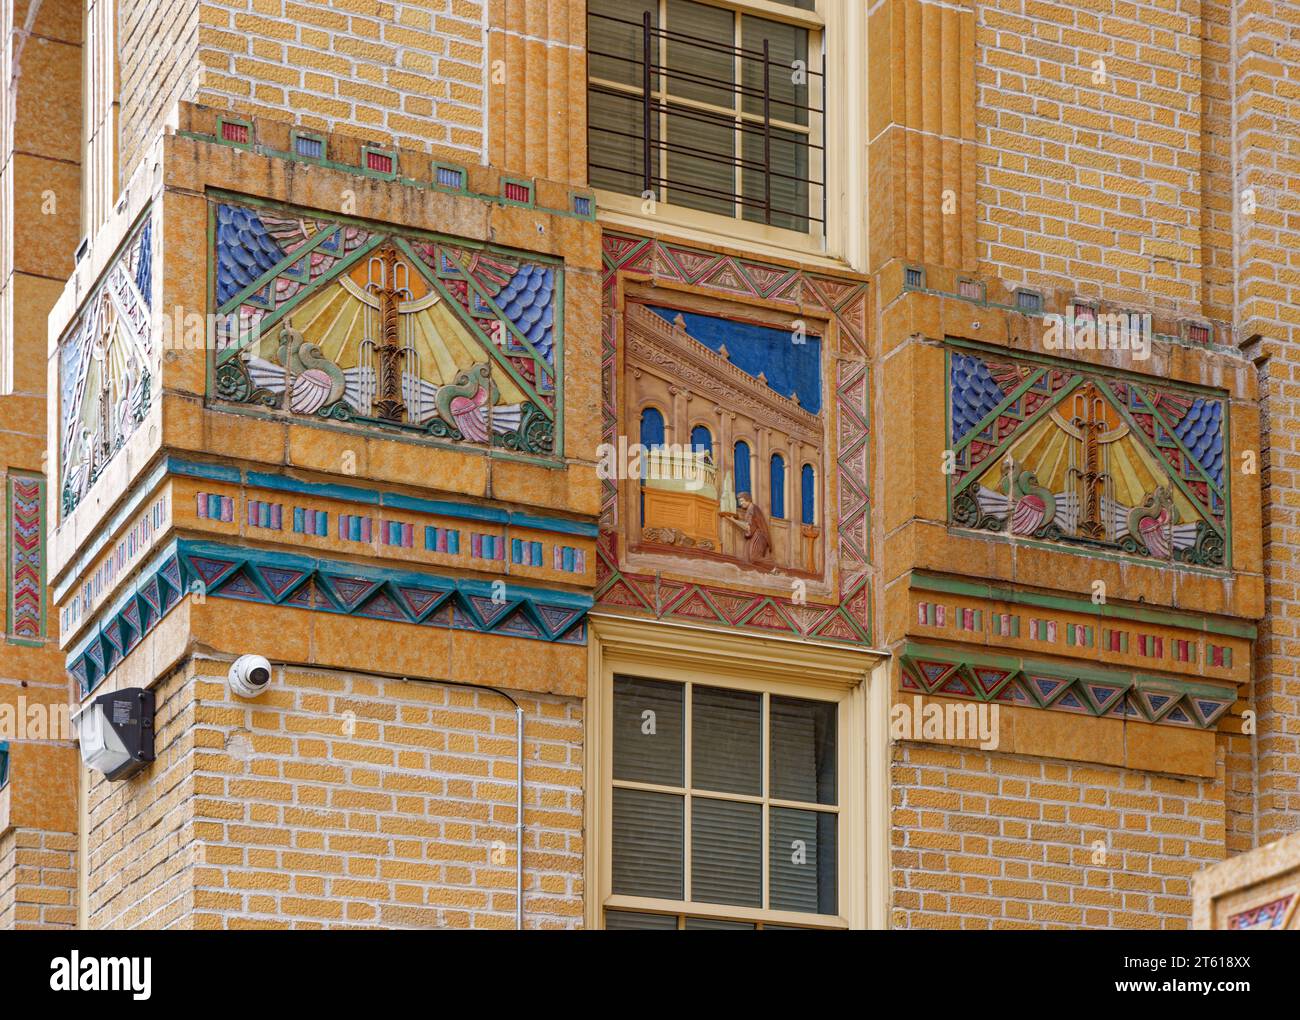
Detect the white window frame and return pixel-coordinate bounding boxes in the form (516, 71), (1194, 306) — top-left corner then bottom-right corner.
(585, 613), (890, 929)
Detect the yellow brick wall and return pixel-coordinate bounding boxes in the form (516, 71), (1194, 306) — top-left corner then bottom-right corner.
(192, 0), (487, 162)
(0, 829), (78, 928)
(974, 0), (1206, 314)
(891, 745), (1225, 929)
(1235, 0), (1300, 844)
(119, 1), (200, 199)
(83, 658), (584, 929)
(83, 664), (201, 928)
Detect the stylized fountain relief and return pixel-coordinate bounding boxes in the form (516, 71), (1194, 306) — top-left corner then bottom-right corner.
(948, 348), (1228, 567)
(211, 200), (561, 457)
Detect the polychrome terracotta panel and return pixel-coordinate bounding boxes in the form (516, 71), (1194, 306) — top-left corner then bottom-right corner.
(947, 342), (1229, 569)
(209, 197), (563, 460)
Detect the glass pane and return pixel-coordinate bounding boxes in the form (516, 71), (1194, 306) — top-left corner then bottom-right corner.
(664, 103), (735, 217)
(770, 695), (836, 804)
(614, 675), (684, 786)
(769, 807), (837, 915)
(741, 16), (809, 126)
(589, 89), (658, 199)
(664, 0), (735, 108)
(613, 787), (684, 899)
(588, 0), (657, 86)
(691, 798), (761, 907)
(685, 916), (756, 930)
(741, 126), (810, 231)
(692, 685), (761, 795)
(606, 909), (679, 930)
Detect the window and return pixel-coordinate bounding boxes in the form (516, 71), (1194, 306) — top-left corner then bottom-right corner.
(734, 439), (752, 494)
(639, 405), (666, 449)
(612, 675), (838, 921)
(690, 424), (713, 460)
(770, 452), (786, 519)
(800, 463), (815, 525)
(587, 0), (825, 241)
(589, 616), (887, 929)
(639, 406), (666, 523)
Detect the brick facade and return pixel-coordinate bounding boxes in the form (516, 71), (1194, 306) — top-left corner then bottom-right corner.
(0, 828), (77, 928)
(194, 0), (487, 158)
(975, 0), (1206, 312)
(83, 660), (582, 929)
(892, 744), (1223, 929)
(1, 0), (1296, 931)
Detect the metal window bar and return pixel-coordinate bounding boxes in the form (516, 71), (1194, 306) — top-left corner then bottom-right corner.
(588, 9), (825, 230)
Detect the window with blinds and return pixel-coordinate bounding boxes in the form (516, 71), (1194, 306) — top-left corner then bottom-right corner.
(606, 673), (840, 929)
(587, 0), (825, 236)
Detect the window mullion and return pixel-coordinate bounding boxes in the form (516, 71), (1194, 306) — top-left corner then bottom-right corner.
(761, 689), (771, 912)
(658, 0), (668, 207)
(683, 678), (693, 905)
(733, 12), (743, 221)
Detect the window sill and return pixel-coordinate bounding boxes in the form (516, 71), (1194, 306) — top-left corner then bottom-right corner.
(594, 190), (850, 273)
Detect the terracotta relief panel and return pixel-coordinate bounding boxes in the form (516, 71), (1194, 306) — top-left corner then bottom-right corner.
(209, 198), (563, 459)
(598, 233), (870, 644)
(947, 343), (1229, 568)
(57, 213), (155, 514)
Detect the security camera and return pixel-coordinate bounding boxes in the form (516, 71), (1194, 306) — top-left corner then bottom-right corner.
(228, 654), (273, 698)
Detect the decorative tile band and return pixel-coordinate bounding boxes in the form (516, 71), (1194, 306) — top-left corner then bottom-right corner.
(911, 593), (1239, 681)
(169, 457), (599, 538)
(1209, 644), (1233, 668)
(900, 643), (1237, 730)
(384, 521), (415, 548)
(196, 493), (234, 522)
(424, 526), (461, 555)
(553, 545), (585, 574)
(60, 491), (170, 640)
(6, 474), (45, 644)
(910, 570), (1256, 639)
(471, 534), (504, 560)
(338, 515), (373, 543)
(293, 507), (329, 536)
(68, 540), (592, 696)
(1227, 895), (1295, 930)
(180, 126), (596, 222)
(513, 539), (543, 567)
(247, 500), (283, 530)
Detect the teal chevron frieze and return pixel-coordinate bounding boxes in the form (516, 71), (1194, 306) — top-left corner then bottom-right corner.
(68, 539), (592, 696)
(900, 643), (1237, 731)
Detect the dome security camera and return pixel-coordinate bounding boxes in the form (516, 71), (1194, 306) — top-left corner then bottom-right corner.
(228, 654), (273, 698)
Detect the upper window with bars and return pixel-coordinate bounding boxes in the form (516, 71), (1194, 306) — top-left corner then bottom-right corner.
(587, 0), (825, 240)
